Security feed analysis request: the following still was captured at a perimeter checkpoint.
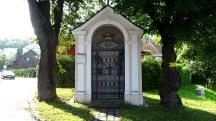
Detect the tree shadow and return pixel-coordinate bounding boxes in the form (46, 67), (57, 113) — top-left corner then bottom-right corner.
(120, 96), (216, 121)
(44, 99), (95, 121)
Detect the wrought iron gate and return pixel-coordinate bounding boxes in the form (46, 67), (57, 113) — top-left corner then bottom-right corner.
(92, 26), (124, 100)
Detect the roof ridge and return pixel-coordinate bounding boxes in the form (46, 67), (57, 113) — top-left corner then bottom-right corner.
(72, 5), (144, 31)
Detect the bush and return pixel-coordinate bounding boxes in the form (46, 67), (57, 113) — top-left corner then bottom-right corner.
(57, 55), (75, 88)
(191, 72), (207, 85)
(142, 56), (192, 91)
(12, 68), (38, 77)
(55, 54), (192, 90)
(142, 56), (162, 91)
(176, 64), (192, 85)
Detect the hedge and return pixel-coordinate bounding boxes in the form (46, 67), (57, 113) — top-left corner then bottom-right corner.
(55, 55), (192, 90)
(176, 64), (192, 85)
(56, 55), (75, 88)
(191, 72), (207, 85)
(12, 68), (38, 78)
(11, 55), (75, 87)
(142, 57), (163, 90)
(142, 56), (192, 91)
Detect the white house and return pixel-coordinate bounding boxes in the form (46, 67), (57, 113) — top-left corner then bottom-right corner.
(72, 6), (144, 106)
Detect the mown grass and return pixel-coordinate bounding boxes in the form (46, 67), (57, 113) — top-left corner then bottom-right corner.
(121, 85), (216, 121)
(36, 85), (216, 121)
(36, 88), (96, 121)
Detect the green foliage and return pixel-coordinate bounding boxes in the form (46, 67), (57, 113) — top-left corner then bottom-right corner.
(12, 68), (38, 77)
(113, 0), (216, 89)
(142, 56), (162, 91)
(58, 0), (104, 53)
(0, 55), (7, 69)
(191, 73), (206, 85)
(57, 55), (75, 88)
(15, 47), (23, 60)
(113, 0), (216, 43)
(176, 64), (192, 85)
(0, 54), (13, 69)
(177, 43), (216, 89)
(142, 56), (192, 91)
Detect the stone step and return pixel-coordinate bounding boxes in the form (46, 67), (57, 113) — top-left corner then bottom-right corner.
(91, 100), (124, 108)
(94, 108), (121, 121)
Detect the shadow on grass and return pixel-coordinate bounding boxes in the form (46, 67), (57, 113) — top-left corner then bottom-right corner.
(44, 99), (95, 121)
(120, 96), (216, 121)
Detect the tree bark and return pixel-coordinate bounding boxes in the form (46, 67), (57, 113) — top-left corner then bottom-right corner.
(28, 0), (64, 101)
(158, 24), (183, 108)
(38, 32), (57, 101)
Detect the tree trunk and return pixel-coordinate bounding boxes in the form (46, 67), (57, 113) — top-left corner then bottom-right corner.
(37, 31), (57, 101)
(158, 25), (183, 108)
(28, 0), (61, 101)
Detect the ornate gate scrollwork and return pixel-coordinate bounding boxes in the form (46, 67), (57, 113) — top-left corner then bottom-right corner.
(92, 26), (125, 100)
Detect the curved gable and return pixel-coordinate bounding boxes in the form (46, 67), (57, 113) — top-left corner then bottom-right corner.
(72, 6), (143, 36)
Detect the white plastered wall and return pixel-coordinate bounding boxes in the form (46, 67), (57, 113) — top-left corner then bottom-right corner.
(72, 6), (144, 105)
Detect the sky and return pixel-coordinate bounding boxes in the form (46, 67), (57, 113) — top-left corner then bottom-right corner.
(0, 0), (35, 39)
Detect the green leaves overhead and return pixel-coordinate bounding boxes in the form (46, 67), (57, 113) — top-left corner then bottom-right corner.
(113, 0), (216, 43)
(58, 0), (105, 52)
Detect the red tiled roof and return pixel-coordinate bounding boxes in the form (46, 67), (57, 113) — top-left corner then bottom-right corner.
(142, 40), (162, 57)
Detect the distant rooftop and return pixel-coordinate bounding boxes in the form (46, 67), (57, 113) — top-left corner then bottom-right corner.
(23, 43), (40, 55)
(142, 39), (162, 57)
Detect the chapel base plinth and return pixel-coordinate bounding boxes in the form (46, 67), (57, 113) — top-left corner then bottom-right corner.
(125, 93), (143, 106)
(75, 92), (91, 103)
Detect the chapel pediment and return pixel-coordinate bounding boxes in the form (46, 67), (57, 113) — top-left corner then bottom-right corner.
(72, 5), (143, 34)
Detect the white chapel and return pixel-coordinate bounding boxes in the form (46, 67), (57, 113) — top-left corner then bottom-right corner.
(72, 5), (144, 106)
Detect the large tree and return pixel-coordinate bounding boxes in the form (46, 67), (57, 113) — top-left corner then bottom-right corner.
(28, 0), (65, 100)
(113, 0), (216, 108)
(28, 0), (104, 101)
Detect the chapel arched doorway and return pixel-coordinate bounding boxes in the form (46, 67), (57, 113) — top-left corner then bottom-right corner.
(91, 25), (125, 100)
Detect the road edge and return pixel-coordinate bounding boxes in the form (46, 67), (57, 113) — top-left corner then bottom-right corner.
(28, 98), (45, 121)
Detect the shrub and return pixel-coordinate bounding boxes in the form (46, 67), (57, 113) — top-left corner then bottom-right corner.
(176, 64), (192, 85)
(57, 55), (75, 88)
(12, 68), (38, 77)
(142, 56), (192, 91)
(191, 72), (207, 85)
(142, 56), (162, 91)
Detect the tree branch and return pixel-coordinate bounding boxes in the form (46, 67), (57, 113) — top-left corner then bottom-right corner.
(53, 0), (64, 45)
(28, 0), (50, 35)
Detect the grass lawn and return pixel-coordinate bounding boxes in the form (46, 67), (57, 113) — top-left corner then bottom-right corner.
(36, 85), (216, 121)
(121, 85), (216, 121)
(36, 88), (96, 121)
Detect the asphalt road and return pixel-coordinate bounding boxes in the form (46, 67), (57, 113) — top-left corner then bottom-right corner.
(0, 77), (37, 121)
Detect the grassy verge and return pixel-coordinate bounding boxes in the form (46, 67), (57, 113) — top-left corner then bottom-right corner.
(36, 85), (216, 121)
(121, 85), (216, 121)
(36, 88), (95, 121)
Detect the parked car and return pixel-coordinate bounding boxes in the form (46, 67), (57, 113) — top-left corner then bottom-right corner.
(1, 70), (15, 80)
